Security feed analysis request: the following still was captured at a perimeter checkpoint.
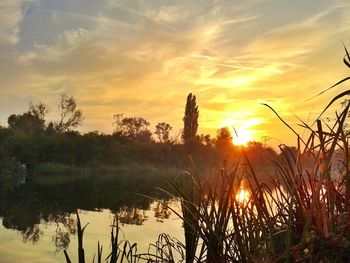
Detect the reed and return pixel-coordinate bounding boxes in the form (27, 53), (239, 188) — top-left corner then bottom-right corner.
(164, 45), (350, 262)
(64, 46), (350, 262)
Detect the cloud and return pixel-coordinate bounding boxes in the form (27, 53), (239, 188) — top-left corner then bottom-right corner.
(0, 0), (350, 145)
(0, 0), (34, 44)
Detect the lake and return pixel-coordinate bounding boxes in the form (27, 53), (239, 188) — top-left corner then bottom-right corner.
(0, 175), (184, 262)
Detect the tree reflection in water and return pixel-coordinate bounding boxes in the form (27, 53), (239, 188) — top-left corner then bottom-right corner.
(118, 207), (148, 225)
(0, 175), (171, 251)
(22, 225), (43, 244)
(153, 200), (171, 222)
(51, 213), (77, 251)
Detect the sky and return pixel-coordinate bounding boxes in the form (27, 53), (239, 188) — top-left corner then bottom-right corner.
(1, 0), (350, 146)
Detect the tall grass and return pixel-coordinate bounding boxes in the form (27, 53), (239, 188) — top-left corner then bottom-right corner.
(65, 46), (350, 262)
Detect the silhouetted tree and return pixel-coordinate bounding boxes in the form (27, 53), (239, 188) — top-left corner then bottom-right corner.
(204, 134), (213, 147)
(8, 113), (42, 133)
(55, 94), (84, 133)
(136, 129), (153, 142)
(214, 127), (235, 160)
(29, 102), (48, 121)
(154, 122), (172, 143)
(7, 102), (48, 133)
(115, 117), (152, 141)
(46, 122), (55, 135)
(198, 134), (214, 147)
(215, 127), (233, 149)
(244, 141), (278, 166)
(182, 93), (199, 146)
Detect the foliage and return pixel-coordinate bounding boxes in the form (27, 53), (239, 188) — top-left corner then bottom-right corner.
(29, 102), (48, 121)
(198, 134), (214, 147)
(7, 106), (46, 134)
(55, 93), (84, 133)
(215, 127), (234, 156)
(114, 117), (153, 142)
(182, 93), (199, 146)
(154, 122), (172, 143)
(0, 159), (26, 194)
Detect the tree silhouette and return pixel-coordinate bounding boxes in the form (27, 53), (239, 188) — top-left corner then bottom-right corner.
(154, 122), (172, 143)
(29, 102), (48, 121)
(214, 127), (234, 160)
(7, 102), (48, 134)
(114, 117), (152, 141)
(182, 93), (199, 146)
(55, 94), (84, 133)
(215, 127), (233, 149)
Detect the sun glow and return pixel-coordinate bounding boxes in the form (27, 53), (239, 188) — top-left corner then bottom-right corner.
(235, 188), (251, 203)
(220, 117), (261, 146)
(233, 127), (254, 146)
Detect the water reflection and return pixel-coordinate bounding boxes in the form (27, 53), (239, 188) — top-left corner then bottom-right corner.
(153, 200), (171, 222)
(51, 214), (76, 251)
(0, 175), (171, 252)
(22, 225), (43, 244)
(118, 207), (148, 225)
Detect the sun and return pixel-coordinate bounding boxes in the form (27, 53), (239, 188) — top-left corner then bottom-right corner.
(219, 117), (261, 146)
(233, 126), (254, 146)
(235, 188), (251, 203)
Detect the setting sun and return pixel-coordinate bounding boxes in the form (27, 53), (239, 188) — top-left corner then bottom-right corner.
(232, 127), (254, 146)
(235, 188), (251, 204)
(220, 118), (260, 146)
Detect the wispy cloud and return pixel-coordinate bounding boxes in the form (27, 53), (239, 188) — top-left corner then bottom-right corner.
(0, 0), (349, 145)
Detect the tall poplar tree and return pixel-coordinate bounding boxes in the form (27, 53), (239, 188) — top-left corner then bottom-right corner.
(182, 93), (199, 146)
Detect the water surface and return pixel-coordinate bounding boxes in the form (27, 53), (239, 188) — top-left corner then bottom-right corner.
(0, 175), (184, 262)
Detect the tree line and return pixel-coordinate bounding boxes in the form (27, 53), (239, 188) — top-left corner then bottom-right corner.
(3, 92), (243, 148)
(0, 92), (279, 193)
